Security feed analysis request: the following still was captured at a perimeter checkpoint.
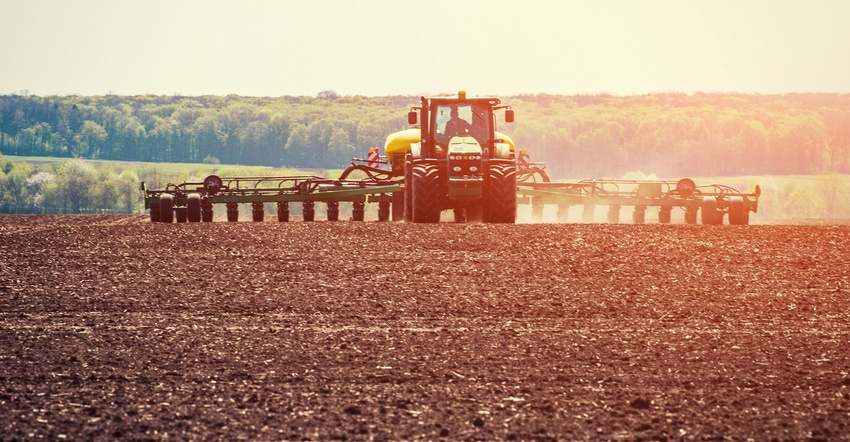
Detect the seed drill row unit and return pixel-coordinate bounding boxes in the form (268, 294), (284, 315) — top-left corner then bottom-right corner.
(142, 160), (759, 225)
(517, 178), (760, 225)
(142, 173), (403, 223)
(142, 92), (760, 225)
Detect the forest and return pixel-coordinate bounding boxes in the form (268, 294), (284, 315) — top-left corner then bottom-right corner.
(3, 92), (850, 177)
(1, 91), (850, 217)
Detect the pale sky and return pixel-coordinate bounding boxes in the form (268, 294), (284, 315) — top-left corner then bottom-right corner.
(1, 0), (848, 97)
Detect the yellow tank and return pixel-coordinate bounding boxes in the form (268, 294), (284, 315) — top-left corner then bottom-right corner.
(383, 129), (515, 168)
(496, 131), (516, 152)
(384, 128), (420, 167)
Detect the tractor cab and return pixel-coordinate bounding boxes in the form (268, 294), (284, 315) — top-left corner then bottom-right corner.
(407, 91), (514, 161)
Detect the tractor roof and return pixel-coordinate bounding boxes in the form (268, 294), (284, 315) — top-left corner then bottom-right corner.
(421, 91), (502, 107)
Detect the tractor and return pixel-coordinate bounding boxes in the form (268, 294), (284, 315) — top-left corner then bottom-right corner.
(384, 91), (518, 223)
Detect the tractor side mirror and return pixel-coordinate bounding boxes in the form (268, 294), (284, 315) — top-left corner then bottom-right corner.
(408, 111), (418, 125)
(505, 109), (515, 123)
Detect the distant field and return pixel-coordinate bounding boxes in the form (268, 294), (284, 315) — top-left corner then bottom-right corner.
(7, 155), (322, 177)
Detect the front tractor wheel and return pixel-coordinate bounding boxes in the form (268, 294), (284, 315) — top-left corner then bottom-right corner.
(411, 163), (441, 223)
(484, 163), (517, 223)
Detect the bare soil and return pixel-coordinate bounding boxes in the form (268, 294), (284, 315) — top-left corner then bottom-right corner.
(1, 215), (850, 441)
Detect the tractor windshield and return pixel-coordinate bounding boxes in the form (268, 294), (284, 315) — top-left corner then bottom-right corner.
(434, 103), (491, 145)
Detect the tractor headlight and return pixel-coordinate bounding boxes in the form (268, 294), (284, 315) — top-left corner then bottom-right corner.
(453, 166), (462, 172)
(469, 166), (478, 173)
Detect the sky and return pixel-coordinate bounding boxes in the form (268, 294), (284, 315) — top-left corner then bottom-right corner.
(1, 0), (849, 97)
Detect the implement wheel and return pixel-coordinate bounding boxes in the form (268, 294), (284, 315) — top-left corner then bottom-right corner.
(582, 204), (595, 223)
(483, 163), (517, 223)
(187, 194), (202, 222)
(303, 201), (315, 222)
(159, 194), (173, 223)
(327, 201), (340, 222)
(685, 206), (698, 224)
(175, 208), (187, 223)
(202, 199), (214, 222)
(352, 202), (365, 221)
(226, 203), (239, 222)
(453, 208), (466, 223)
(608, 205), (621, 224)
(411, 163), (441, 223)
(728, 196), (749, 225)
(659, 207), (672, 224)
(632, 206), (646, 224)
(150, 205), (160, 222)
(252, 202), (264, 222)
(378, 201), (390, 222)
(277, 202), (289, 222)
(701, 197), (722, 225)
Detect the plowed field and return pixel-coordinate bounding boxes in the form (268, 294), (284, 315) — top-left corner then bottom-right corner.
(2, 215), (849, 441)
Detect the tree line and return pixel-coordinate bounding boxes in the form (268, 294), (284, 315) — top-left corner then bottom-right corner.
(2, 92), (850, 178)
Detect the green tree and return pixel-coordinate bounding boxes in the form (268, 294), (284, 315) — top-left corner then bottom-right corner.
(817, 173), (849, 218)
(75, 120), (108, 158)
(0, 160), (33, 213)
(56, 159), (95, 213)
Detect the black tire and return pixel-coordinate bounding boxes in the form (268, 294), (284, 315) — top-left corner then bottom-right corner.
(202, 200), (214, 222)
(226, 203), (239, 222)
(303, 201), (315, 222)
(377, 201), (390, 222)
(150, 205), (160, 222)
(483, 163), (516, 223)
(582, 204), (595, 223)
(701, 197), (722, 225)
(327, 201), (340, 222)
(531, 202), (544, 222)
(685, 206), (698, 224)
(175, 208), (187, 223)
(159, 194), (173, 223)
(556, 204), (570, 222)
(252, 202), (264, 222)
(352, 202), (365, 221)
(187, 194), (202, 222)
(632, 206), (646, 224)
(453, 208), (466, 223)
(608, 205), (620, 224)
(659, 207), (672, 224)
(277, 202), (289, 222)
(411, 163), (441, 223)
(466, 205), (483, 222)
(728, 196), (749, 225)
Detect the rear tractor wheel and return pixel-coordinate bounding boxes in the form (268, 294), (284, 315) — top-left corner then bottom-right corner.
(411, 163), (441, 223)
